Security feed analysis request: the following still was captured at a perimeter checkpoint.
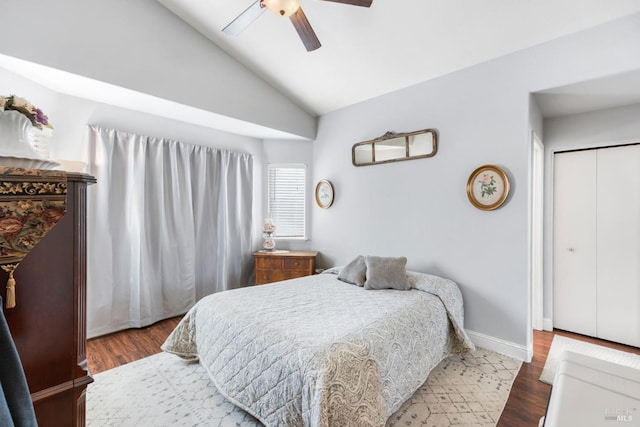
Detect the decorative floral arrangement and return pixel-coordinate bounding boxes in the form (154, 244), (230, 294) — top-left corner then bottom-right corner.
(0, 95), (53, 129)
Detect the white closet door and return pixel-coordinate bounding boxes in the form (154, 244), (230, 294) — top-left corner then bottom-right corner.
(553, 150), (598, 336)
(596, 144), (640, 347)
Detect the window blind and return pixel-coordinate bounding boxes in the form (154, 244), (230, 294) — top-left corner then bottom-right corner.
(267, 164), (306, 239)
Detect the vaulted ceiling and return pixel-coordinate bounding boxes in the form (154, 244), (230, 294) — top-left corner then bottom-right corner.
(157, 0), (640, 116)
(2, 1), (640, 140)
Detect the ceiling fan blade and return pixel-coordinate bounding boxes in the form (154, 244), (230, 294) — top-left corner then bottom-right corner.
(222, 0), (267, 36)
(290, 7), (321, 52)
(320, 0), (372, 7)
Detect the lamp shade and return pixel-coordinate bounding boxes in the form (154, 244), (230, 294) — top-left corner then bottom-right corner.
(262, 0), (300, 17)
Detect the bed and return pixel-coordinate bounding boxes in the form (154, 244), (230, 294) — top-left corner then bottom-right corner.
(162, 266), (474, 427)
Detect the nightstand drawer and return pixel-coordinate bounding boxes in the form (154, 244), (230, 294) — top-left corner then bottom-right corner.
(256, 269), (288, 284)
(283, 258), (311, 270)
(256, 268), (306, 285)
(256, 257), (283, 269)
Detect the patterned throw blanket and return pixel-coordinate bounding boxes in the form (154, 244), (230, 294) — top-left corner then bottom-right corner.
(0, 167), (67, 308)
(163, 270), (474, 427)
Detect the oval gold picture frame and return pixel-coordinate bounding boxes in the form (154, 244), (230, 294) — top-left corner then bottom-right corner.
(466, 165), (510, 211)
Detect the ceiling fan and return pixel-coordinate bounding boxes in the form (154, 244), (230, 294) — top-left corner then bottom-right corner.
(222, 0), (373, 52)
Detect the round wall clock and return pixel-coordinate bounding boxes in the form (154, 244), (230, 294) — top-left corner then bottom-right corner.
(315, 179), (334, 209)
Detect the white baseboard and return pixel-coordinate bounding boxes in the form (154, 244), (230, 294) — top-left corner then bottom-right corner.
(543, 318), (553, 331)
(466, 329), (531, 362)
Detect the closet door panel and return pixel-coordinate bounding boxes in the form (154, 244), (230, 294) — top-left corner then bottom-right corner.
(596, 144), (640, 347)
(553, 150), (598, 336)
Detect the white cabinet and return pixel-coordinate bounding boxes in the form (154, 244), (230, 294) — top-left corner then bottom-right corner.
(553, 144), (640, 347)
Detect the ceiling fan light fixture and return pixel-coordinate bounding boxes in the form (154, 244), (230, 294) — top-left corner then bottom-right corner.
(262, 0), (300, 17)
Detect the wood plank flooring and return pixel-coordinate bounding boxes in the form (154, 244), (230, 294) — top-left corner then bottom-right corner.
(87, 317), (180, 374)
(87, 322), (640, 426)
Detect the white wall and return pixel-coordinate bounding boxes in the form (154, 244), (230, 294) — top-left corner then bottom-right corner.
(311, 13), (640, 355)
(0, 66), (266, 254)
(542, 102), (640, 323)
(545, 103), (640, 149)
(0, 67), (264, 158)
(0, 0), (316, 140)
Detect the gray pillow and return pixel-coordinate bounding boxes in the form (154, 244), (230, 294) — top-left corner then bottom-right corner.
(364, 256), (410, 290)
(337, 255), (366, 286)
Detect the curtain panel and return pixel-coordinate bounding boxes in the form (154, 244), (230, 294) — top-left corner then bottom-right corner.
(86, 126), (253, 338)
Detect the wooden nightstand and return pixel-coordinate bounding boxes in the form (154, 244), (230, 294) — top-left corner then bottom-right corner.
(253, 250), (318, 285)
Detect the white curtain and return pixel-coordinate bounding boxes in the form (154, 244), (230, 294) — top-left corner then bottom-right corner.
(86, 126), (254, 338)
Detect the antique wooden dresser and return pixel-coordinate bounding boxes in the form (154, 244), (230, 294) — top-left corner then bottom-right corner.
(0, 172), (95, 427)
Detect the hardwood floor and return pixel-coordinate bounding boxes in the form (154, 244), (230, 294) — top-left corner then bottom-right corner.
(87, 322), (640, 426)
(87, 316), (180, 374)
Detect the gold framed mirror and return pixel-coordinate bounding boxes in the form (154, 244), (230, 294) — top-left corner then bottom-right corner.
(352, 128), (438, 167)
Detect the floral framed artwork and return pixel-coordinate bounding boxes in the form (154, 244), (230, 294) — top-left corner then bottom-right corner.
(466, 164), (510, 210)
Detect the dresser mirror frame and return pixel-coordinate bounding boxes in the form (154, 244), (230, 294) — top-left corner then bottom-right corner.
(352, 128), (438, 167)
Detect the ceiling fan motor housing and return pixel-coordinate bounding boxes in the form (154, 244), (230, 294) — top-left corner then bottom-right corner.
(262, 0), (301, 17)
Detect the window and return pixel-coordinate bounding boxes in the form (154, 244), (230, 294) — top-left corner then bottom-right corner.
(267, 164), (306, 239)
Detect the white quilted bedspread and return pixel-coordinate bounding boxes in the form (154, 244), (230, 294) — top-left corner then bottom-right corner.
(162, 270), (474, 427)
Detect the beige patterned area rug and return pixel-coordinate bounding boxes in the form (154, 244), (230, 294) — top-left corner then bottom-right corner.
(86, 348), (520, 427)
